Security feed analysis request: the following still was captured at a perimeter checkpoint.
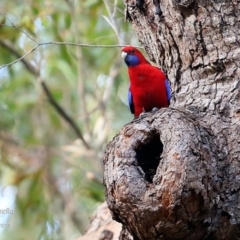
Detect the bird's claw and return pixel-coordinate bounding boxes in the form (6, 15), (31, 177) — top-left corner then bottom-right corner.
(139, 111), (147, 118)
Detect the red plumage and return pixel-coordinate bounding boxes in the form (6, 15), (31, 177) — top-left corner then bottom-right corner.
(122, 46), (170, 117)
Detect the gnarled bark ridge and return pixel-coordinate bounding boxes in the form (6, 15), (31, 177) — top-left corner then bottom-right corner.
(104, 0), (240, 239)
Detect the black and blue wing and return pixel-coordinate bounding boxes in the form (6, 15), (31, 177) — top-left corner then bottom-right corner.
(165, 79), (171, 105)
(128, 88), (135, 114)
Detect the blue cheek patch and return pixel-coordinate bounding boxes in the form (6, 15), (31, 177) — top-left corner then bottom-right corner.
(126, 55), (139, 66)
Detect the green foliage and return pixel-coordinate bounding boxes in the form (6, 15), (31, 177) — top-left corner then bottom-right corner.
(0, 0), (138, 239)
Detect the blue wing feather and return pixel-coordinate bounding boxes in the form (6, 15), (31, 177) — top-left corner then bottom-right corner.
(128, 88), (134, 114)
(165, 79), (171, 104)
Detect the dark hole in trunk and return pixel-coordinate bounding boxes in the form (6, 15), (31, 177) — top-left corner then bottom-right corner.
(135, 134), (163, 183)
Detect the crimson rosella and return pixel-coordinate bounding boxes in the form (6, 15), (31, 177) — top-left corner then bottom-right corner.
(121, 46), (171, 118)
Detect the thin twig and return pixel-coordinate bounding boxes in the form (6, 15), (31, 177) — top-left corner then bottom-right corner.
(0, 39), (90, 149)
(0, 40), (39, 76)
(0, 13), (37, 43)
(101, 0), (125, 105)
(103, 0), (124, 45)
(0, 42), (133, 70)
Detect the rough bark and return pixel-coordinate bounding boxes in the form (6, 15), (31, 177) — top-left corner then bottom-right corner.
(103, 0), (240, 239)
(76, 202), (123, 240)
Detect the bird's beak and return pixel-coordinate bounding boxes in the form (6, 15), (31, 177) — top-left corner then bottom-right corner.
(121, 51), (127, 60)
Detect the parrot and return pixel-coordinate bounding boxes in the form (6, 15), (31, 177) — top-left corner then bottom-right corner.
(121, 46), (171, 118)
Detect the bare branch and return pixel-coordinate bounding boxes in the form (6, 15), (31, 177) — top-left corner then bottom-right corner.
(0, 41), (138, 71)
(0, 13), (37, 43)
(0, 40), (90, 149)
(0, 39), (39, 76)
(103, 0), (125, 45)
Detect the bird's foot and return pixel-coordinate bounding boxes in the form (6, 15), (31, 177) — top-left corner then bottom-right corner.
(139, 111), (147, 118)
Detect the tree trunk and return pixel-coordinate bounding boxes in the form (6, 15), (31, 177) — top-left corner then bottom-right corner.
(103, 0), (240, 239)
(76, 202), (123, 240)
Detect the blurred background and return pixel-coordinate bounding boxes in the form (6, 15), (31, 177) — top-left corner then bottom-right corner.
(0, 0), (138, 239)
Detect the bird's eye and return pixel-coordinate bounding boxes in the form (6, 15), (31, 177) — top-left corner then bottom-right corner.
(130, 50), (135, 54)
